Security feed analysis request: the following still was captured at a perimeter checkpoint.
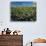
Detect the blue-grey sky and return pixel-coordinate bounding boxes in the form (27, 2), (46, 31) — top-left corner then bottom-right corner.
(11, 2), (33, 7)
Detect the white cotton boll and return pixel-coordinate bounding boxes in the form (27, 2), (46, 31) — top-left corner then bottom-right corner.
(3, 31), (6, 35)
(0, 31), (2, 35)
(18, 32), (23, 35)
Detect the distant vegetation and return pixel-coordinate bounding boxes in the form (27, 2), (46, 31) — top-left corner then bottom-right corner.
(11, 7), (36, 21)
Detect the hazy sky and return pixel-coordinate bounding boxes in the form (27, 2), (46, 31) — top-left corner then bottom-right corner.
(11, 2), (33, 7)
(0, 0), (46, 46)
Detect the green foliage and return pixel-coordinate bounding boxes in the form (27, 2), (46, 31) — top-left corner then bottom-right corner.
(11, 7), (36, 21)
